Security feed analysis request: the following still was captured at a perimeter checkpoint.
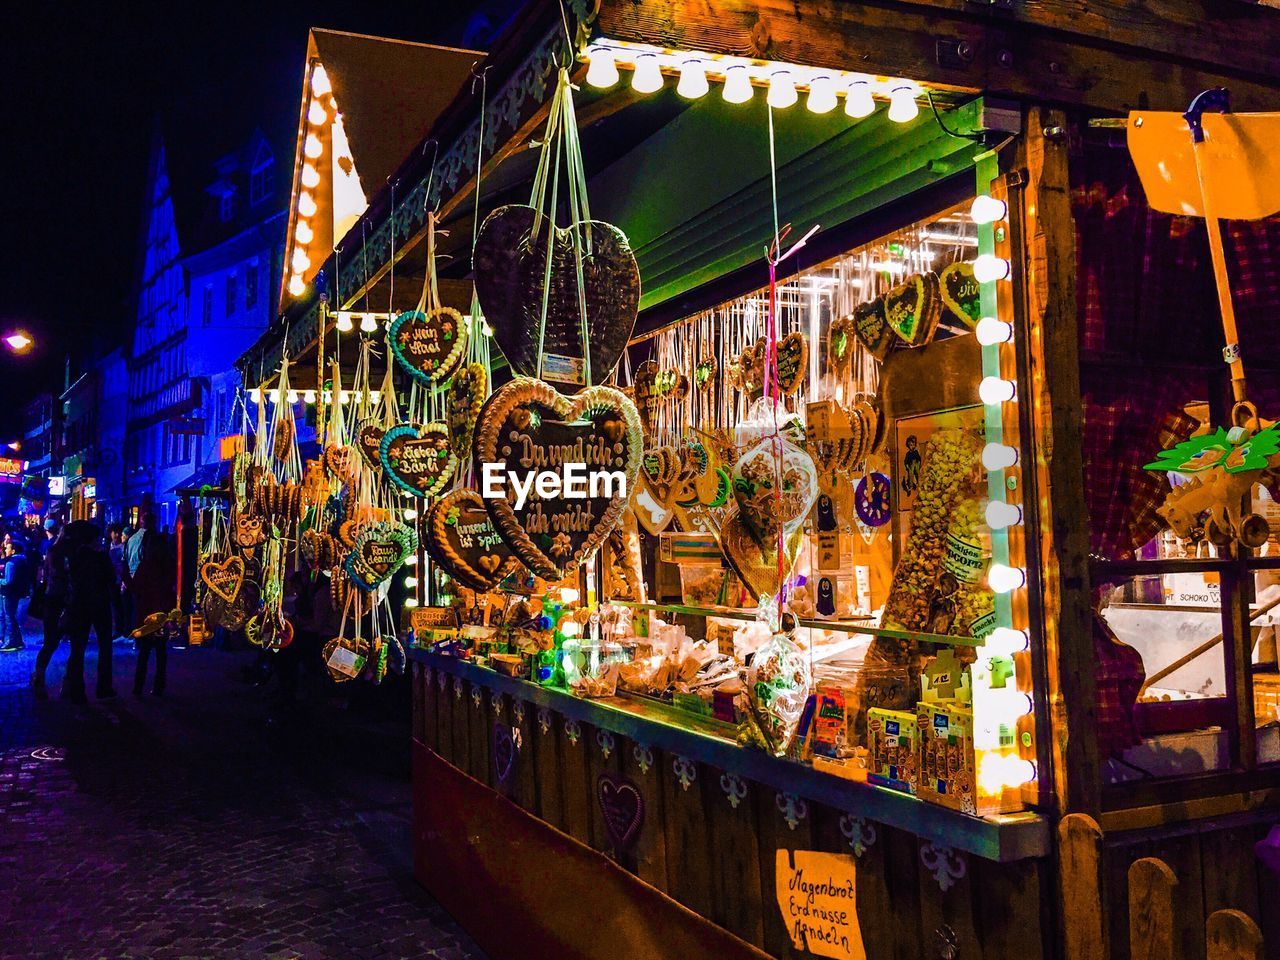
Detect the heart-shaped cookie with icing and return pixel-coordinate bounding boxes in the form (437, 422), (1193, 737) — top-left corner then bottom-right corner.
(775, 332), (808, 394)
(344, 521), (418, 591)
(883, 272), (942, 347)
(694, 355), (717, 392)
(939, 261), (981, 328)
(473, 377), (643, 580)
(426, 488), (521, 591)
(200, 555), (245, 603)
(379, 422), (457, 498)
(388, 307), (468, 385)
(448, 363), (488, 460)
(356, 420), (386, 470)
(324, 443), (357, 484)
(635, 446), (684, 535)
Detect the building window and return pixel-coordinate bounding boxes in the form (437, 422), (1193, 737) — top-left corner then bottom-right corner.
(250, 161), (273, 206)
(219, 192), (234, 222)
(245, 263), (258, 310)
(226, 274), (236, 317)
(202, 286), (213, 326)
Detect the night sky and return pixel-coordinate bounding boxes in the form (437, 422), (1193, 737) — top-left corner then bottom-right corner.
(1, 2), (507, 438)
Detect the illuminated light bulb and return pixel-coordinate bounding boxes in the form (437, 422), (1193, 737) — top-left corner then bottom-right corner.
(560, 587), (580, 604)
(970, 195), (1008, 225)
(980, 754), (1036, 791)
(986, 627), (1029, 656)
(585, 47), (619, 88)
(767, 69), (797, 109)
(632, 53), (663, 94)
(335, 312), (354, 332)
(308, 101), (327, 126)
(267, 389), (280, 404)
(339, 391), (351, 404)
(304, 134), (323, 159)
(300, 164), (320, 188)
(975, 316), (1014, 345)
(287, 275), (306, 297)
(887, 84), (919, 123)
(985, 500), (1023, 529)
(286, 390), (299, 404)
(360, 313), (378, 333)
(560, 620), (582, 638)
(403, 508), (418, 521)
(979, 376), (1016, 405)
(404, 553), (418, 566)
(403, 597), (420, 608)
(972, 254), (1011, 283)
(291, 249), (311, 273)
(248, 388), (262, 403)
(982, 442), (1019, 471)
(988, 563), (1027, 594)
(404, 576), (419, 588)
(298, 192), (317, 217)
(295, 221), (314, 244)
(303, 390), (316, 404)
(676, 58), (709, 99)
(369, 390), (381, 404)
(311, 64), (331, 97)
(844, 79), (875, 118)
(722, 64), (753, 104)
(806, 73), (838, 113)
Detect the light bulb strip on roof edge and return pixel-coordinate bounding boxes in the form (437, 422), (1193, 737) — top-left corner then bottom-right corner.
(582, 39), (922, 120)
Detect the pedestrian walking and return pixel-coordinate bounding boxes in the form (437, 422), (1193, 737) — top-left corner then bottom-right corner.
(107, 523), (132, 638)
(0, 535), (33, 651)
(126, 525), (176, 697)
(62, 521), (118, 701)
(32, 521), (77, 701)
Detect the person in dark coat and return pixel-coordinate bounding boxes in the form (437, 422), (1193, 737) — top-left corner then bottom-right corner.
(0, 535), (33, 651)
(62, 521), (118, 701)
(126, 528), (176, 696)
(32, 522), (78, 701)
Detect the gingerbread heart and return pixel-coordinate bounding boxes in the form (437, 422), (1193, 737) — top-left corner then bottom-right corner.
(473, 205), (640, 387)
(324, 443), (357, 484)
(828, 313), (857, 373)
(426, 488), (521, 591)
(775, 332), (808, 395)
(448, 363), (488, 459)
(852, 298), (895, 361)
(322, 636), (370, 683)
(388, 307), (468, 384)
(200, 555), (245, 603)
(473, 377), (643, 580)
(345, 521), (418, 591)
(356, 420), (386, 470)
(883, 272), (942, 347)
(379, 423), (457, 498)
(694, 355), (717, 392)
(635, 446), (683, 535)
(719, 513), (804, 601)
(939, 261), (981, 328)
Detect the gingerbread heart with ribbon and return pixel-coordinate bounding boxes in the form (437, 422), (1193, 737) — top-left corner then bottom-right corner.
(939, 260), (981, 328)
(379, 423), (457, 498)
(200, 555), (245, 603)
(473, 205), (640, 387)
(324, 443), (358, 484)
(388, 307), (468, 385)
(426, 488), (521, 592)
(775, 332), (808, 395)
(448, 363), (488, 460)
(883, 272), (942, 347)
(355, 420), (386, 471)
(473, 377), (643, 580)
(344, 520), (418, 591)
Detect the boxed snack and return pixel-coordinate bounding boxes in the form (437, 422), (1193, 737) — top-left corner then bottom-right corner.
(866, 708), (919, 794)
(811, 682), (851, 759)
(916, 701), (977, 813)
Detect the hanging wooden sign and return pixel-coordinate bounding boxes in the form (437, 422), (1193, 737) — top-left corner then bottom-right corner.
(448, 363), (489, 459)
(426, 488), (522, 592)
(473, 377), (643, 580)
(345, 521), (418, 591)
(388, 307), (468, 384)
(200, 555), (245, 603)
(473, 205), (640, 387)
(379, 423), (457, 498)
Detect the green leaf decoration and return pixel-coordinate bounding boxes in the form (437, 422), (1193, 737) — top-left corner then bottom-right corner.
(1145, 423), (1280, 475)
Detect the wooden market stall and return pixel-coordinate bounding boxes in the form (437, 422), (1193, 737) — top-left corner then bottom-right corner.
(238, 2), (1280, 958)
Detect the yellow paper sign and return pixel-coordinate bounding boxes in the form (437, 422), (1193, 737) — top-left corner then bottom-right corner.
(774, 850), (866, 960)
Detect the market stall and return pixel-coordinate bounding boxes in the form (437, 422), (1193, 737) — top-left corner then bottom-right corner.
(233, 1), (1280, 958)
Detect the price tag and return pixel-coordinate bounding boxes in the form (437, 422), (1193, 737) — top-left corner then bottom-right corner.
(327, 645), (366, 678)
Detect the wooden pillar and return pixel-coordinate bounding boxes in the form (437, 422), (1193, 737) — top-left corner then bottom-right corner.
(1020, 107), (1100, 818)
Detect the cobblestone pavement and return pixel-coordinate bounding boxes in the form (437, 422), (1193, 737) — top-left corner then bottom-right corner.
(0, 624), (485, 960)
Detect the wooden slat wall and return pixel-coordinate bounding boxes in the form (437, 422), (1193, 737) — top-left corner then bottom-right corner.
(417, 667), (1052, 960)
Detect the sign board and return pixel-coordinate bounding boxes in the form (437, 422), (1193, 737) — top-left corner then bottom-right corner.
(82, 483), (97, 499)
(0, 457), (22, 481)
(218, 434), (245, 460)
(47, 476), (66, 497)
(774, 850), (865, 960)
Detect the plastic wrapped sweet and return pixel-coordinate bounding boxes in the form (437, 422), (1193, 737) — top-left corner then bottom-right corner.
(746, 630), (813, 757)
(732, 434), (819, 545)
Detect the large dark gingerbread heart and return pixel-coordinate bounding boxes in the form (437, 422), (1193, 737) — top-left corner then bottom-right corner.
(426, 488), (521, 592)
(597, 772), (644, 852)
(473, 377), (643, 580)
(473, 205), (640, 387)
(379, 423), (457, 498)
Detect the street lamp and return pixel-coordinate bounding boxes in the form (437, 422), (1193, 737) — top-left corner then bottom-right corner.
(4, 331), (33, 354)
